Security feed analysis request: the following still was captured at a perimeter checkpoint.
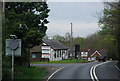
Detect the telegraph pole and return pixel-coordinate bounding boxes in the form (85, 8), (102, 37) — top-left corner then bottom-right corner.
(70, 23), (73, 59)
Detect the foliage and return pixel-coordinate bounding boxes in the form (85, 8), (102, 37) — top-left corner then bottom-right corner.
(52, 34), (66, 43)
(3, 2), (49, 63)
(52, 31), (118, 59)
(2, 55), (12, 80)
(98, 2), (120, 61)
(14, 66), (47, 80)
(3, 2), (50, 48)
(2, 2), (50, 79)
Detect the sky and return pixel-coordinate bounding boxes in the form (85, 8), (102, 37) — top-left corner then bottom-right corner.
(46, 2), (105, 38)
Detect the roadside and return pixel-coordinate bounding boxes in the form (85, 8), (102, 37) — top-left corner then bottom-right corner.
(31, 60), (97, 80)
(42, 66), (61, 80)
(13, 60), (96, 80)
(31, 59), (94, 64)
(14, 66), (47, 80)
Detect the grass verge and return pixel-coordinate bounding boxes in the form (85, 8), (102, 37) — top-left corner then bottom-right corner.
(14, 66), (47, 80)
(31, 59), (93, 64)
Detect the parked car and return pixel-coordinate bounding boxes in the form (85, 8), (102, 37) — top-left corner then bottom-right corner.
(98, 56), (106, 62)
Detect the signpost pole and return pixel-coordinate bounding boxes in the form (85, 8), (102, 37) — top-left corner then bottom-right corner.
(11, 49), (14, 80)
(6, 35), (21, 80)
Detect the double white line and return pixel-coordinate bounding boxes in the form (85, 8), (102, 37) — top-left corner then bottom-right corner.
(90, 62), (108, 81)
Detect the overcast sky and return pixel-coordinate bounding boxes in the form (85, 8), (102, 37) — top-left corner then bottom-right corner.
(46, 2), (104, 38)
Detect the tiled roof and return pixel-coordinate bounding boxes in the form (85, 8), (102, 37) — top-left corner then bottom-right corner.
(80, 49), (108, 56)
(43, 39), (68, 50)
(30, 45), (42, 52)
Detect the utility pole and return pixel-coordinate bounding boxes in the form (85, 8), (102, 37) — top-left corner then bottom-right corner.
(70, 23), (73, 59)
(2, 0), (5, 23)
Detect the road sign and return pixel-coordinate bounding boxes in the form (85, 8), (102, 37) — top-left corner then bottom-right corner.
(6, 39), (21, 56)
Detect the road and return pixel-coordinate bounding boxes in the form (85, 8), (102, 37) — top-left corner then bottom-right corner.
(44, 61), (120, 81)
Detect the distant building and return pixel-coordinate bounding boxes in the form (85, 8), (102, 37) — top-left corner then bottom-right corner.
(30, 45), (42, 62)
(41, 39), (69, 61)
(68, 45), (80, 59)
(80, 49), (107, 60)
(68, 46), (75, 58)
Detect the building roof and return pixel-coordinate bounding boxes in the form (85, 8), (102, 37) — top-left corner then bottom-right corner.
(30, 45), (42, 53)
(80, 49), (108, 56)
(43, 39), (68, 50)
(91, 51), (101, 56)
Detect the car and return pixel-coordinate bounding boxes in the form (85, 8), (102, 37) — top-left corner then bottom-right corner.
(98, 56), (106, 62)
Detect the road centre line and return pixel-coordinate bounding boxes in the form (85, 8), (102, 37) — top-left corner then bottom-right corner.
(90, 61), (108, 81)
(90, 66), (95, 81)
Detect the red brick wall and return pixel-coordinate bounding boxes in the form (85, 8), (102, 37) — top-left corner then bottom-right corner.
(92, 53), (100, 57)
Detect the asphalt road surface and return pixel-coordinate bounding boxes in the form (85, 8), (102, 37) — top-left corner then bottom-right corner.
(46, 61), (120, 81)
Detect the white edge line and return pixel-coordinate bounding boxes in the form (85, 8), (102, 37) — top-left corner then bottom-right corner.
(115, 64), (120, 71)
(46, 66), (66, 81)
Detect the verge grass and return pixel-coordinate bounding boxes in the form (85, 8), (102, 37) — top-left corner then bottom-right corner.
(31, 59), (92, 64)
(14, 66), (47, 80)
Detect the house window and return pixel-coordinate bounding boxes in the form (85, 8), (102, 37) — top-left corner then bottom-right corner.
(57, 51), (59, 57)
(54, 53), (56, 58)
(32, 54), (37, 58)
(62, 50), (65, 56)
(60, 50), (61, 57)
(42, 49), (49, 53)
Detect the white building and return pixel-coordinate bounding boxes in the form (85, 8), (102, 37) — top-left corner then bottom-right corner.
(41, 39), (68, 61)
(81, 52), (88, 59)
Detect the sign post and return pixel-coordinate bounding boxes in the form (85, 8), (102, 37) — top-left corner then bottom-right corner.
(6, 38), (21, 80)
(11, 49), (14, 80)
(9, 39), (19, 80)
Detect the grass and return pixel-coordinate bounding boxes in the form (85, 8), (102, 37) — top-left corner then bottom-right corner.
(31, 59), (91, 64)
(14, 66), (47, 80)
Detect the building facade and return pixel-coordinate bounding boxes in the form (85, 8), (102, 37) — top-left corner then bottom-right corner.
(41, 39), (68, 61)
(30, 45), (42, 62)
(80, 49), (107, 60)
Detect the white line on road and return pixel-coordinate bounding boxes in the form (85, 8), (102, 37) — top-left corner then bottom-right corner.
(47, 66), (66, 81)
(90, 61), (108, 81)
(115, 64), (120, 71)
(90, 66), (95, 81)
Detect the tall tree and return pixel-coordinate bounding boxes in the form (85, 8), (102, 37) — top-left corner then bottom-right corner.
(99, 2), (120, 65)
(3, 2), (50, 66)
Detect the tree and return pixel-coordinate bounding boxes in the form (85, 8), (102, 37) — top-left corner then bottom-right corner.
(3, 2), (50, 66)
(52, 35), (66, 43)
(99, 2), (120, 65)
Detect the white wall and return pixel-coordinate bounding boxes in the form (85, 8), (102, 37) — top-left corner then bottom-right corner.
(50, 49), (68, 61)
(42, 44), (68, 61)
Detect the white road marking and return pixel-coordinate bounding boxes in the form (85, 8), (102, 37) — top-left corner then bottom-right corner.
(90, 66), (95, 81)
(93, 65), (99, 81)
(115, 64), (120, 71)
(47, 66), (66, 81)
(90, 61), (108, 81)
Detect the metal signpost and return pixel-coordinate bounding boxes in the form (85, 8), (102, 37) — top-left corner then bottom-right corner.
(6, 35), (21, 80)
